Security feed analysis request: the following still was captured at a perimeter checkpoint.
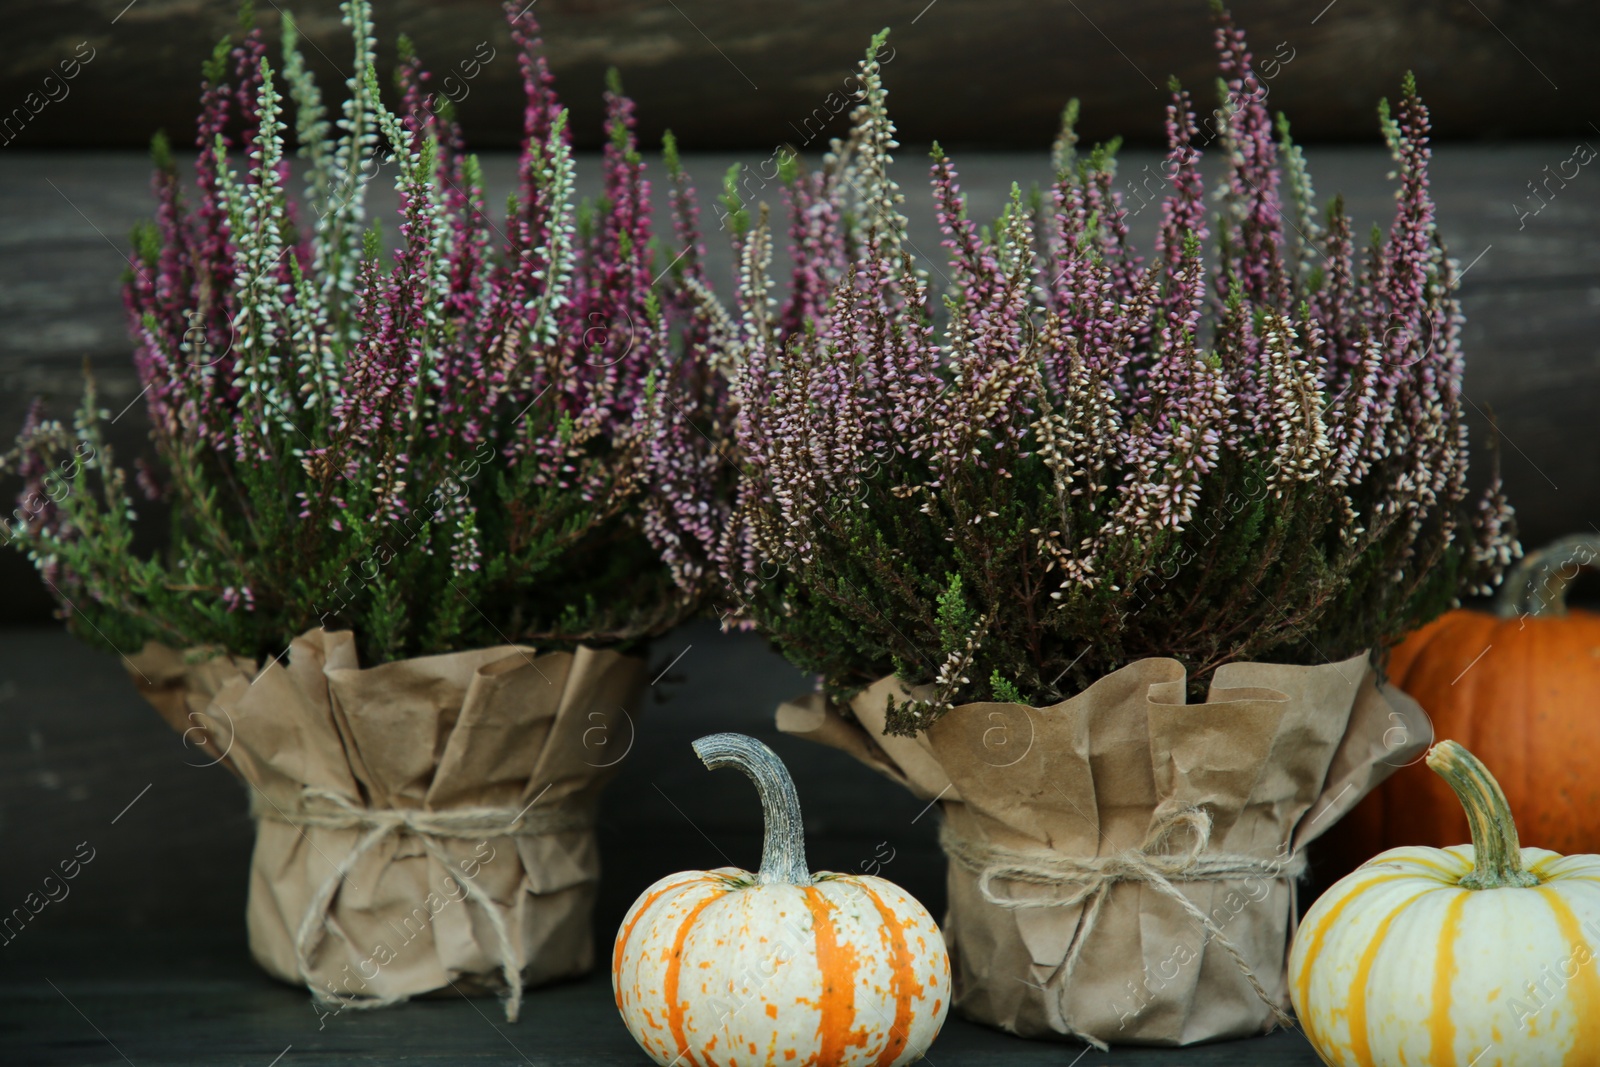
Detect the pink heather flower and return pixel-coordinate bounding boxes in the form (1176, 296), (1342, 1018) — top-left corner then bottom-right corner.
(7, 0), (726, 662)
(717, 12), (1514, 682)
(222, 585), (256, 613)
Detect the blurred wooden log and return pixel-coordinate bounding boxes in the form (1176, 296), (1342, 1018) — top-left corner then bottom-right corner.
(0, 0), (1595, 153)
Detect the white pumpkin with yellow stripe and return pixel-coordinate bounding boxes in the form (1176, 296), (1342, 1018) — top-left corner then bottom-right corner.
(1291, 740), (1600, 1066)
(613, 733), (949, 1067)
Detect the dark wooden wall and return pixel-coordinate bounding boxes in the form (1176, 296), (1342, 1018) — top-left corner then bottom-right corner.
(3, 0), (1596, 153)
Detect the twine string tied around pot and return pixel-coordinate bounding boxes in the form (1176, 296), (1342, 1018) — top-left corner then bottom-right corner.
(250, 786), (594, 1023)
(939, 806), (1303, 1050)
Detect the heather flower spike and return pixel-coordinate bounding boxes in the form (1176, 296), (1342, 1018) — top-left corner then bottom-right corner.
(717, 14), (1516, 733)
(2, 0), (725, 664)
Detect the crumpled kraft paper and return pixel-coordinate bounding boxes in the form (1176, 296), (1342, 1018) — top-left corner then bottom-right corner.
(126, 627), (645, 1014)
(776, 651), (1425, 1046)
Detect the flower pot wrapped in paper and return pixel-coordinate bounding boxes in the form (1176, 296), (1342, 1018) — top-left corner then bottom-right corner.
(778, 656), (1427, 1044)
(1, 1), (723, 1020)
(130, 629), (644, 1021)
(700, 12), (1517, 1048)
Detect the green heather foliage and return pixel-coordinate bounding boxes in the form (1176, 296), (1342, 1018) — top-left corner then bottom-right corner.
(708, 19), (1517, 734)
(2, 2), (723, 665)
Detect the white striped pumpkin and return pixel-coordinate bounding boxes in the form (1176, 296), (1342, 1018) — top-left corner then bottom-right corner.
(1291, 740), (1600, 1066)
(613, 733), (949, 1067)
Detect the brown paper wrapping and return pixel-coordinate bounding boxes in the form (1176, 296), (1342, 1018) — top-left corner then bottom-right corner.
(776, 651), (1424, 1046)
(126, 627), (645, 1019)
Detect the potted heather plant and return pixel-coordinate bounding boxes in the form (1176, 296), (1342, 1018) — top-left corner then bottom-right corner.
(708, 14), (1516, 1049)
(1, 1), (721, 1022)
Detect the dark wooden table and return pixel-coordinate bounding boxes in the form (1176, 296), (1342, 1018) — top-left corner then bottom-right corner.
(0, 928), (1323, 1066)
(0, 621), (1335, 1066)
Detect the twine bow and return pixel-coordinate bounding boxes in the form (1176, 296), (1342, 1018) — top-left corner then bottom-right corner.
(939, 806), (1303, 1050)
(251, 786), (593, 1022)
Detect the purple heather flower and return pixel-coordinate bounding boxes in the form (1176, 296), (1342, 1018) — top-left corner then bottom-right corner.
(9, 0), (726, 659)
(717, 11), (1514, 644)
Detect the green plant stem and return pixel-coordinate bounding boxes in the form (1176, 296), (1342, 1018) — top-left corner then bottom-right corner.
(1425, 740), (1539, 890)
(1496, 534), (1600, 619)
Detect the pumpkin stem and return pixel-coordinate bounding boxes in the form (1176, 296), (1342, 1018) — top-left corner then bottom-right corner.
(1494, 534), (1599, 619)
(1425, 740), (1539, 889)
(692, 732), (812, 886)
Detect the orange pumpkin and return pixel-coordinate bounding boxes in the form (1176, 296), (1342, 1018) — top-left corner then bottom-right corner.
(612, 732), (949, 1067)
(1332, 535), (1600, 864)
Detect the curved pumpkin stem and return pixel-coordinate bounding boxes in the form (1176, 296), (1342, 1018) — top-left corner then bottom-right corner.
(693, 732), (812, 886)
(1425, 740), (1539, 889)
(1495, 534), (1600, 619)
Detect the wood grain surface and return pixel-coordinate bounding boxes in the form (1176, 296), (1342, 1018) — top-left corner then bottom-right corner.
(0, 931), (1326, 1064)
(0, 618), (1328, 1061)
(1, 0), (1595, 151)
